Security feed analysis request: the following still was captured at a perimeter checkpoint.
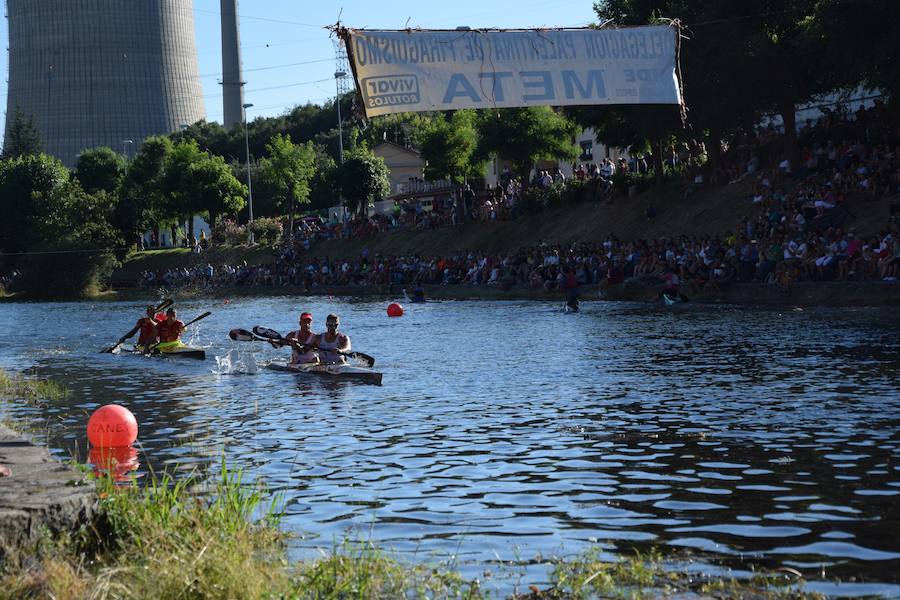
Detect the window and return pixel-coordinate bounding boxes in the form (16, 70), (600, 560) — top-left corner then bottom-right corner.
(579, 140), (593, 162)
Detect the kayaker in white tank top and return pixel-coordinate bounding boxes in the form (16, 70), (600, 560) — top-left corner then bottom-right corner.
(280, 312), (318, 364)
(315, 314), (351, 364)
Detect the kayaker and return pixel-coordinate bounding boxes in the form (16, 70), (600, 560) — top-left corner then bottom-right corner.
(313, 314), (351, 365)
(273, 312), (319, 365)
(155, 308), (186, 350)
(563, 266), (580, 312)
(117, 306), (160, 352)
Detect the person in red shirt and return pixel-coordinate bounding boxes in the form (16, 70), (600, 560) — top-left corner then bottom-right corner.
(117, 306), (160, 351)
(155, 308), (186, 347)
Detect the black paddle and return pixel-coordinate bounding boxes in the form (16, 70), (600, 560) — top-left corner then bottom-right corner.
(101, 298), (173, 353)
(145, 311), (212, 355)
(245, 326), (376, 368)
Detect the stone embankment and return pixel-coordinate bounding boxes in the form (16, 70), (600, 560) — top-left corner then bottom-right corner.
(0, 425), (96, 562)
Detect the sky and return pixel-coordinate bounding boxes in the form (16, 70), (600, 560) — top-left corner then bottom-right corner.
(0, 0), (598, 129)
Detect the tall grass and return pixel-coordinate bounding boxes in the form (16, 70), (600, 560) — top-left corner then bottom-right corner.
(0, 460), (485, 599)
(0, 368), (69, 403)
(526, 548), (824, 600)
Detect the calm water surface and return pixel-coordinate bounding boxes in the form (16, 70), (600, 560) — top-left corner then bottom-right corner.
(1, 297), (899, 597)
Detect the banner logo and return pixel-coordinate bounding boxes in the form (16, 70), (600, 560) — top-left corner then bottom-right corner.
(361, 74), (421, 109)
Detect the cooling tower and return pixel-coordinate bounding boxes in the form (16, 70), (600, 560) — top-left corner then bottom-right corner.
(4, 0), (206, 166)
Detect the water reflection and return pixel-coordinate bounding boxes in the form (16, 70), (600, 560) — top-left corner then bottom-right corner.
(0, 299), (898, 595)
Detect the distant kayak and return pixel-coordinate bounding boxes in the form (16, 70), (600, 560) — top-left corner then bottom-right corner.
(266, 361), (383, 385)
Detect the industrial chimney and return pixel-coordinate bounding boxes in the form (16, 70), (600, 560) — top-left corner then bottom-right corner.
(220, 0), (245, 129)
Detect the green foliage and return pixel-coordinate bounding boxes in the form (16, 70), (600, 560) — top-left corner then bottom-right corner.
(160, 141), (246, 232)
(477, 107), (579, 182)
(214, 218), (250, 247)
(0, 154), (72, 254)
(358, 111), (436, 148)
(307, 144), (338, 210)
(247, 217), (283, 245)
(74, 147), (126, 195)
(14, 188), (121, 298)
(116, 136), (174, 242)
(1, 106), (43, 159)
(421, 110), (485, 183)
(335, 147), (391, 218)
(258, 134), (316, 216)
(0, 369), (69, 402)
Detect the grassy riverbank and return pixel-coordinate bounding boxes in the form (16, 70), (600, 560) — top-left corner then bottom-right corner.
(0, 462), (827, 600)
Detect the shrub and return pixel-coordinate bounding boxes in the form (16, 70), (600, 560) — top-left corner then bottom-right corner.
(247, 217), (283, 245)
(214, 218), (249, 246)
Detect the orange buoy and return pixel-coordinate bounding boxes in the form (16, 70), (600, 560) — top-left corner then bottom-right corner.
(387, 302), (404, 317)
(89, 446), (140, 482)
(87, 404), (138, 448)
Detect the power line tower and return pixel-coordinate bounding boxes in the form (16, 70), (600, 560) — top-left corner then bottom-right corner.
(332, 38), (353, 165)
(333, 38), (353, 99)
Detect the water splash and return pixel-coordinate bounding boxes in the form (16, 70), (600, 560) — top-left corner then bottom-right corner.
(213, 348), (258, 375)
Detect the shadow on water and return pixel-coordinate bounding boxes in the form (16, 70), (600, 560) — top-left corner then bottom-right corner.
(1, 298), (898, 596)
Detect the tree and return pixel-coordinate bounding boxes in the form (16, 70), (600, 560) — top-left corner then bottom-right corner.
(74, 147), (126, 194)
(0, 154), (72, 254)
(2, 107), (43, 159)
(335, 147), (390, 219)
(258, 134), (316, 236)
(182, 154), (246, 237)
(592, 0), (833, 162)
(307, 144), (338, 211)
(420, 110), (486, 220)
(161, 140), (246, 241)
(420, 110), (485, 183)
(116, 136), (173, 247)
(476, 107), (579, 184)
(814, 0), (900, 96)
(0, 154), (120, 296)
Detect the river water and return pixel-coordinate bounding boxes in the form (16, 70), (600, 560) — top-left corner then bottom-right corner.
(1, 297), (899, 597)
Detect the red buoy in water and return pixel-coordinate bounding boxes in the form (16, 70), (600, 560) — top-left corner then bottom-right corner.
(89, 446), (140, 482)
(387, 302), (404, 317)
(87, 404), (138, 448)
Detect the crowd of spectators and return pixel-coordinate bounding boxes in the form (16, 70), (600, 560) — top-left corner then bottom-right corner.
(136, 100), (899, 297)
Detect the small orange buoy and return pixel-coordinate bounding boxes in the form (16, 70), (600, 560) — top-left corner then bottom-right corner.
(87, 404), (138, 448)
(387, 302), (404, 317)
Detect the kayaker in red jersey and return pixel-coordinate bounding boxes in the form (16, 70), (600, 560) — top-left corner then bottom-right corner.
(117, 306), (160, 351)
(312, 314), (351, 365)
(156, 308), (186, 345)
(272, 312), (319, 365)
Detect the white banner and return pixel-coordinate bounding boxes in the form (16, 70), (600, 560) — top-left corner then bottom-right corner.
(343, 26), (682, 117)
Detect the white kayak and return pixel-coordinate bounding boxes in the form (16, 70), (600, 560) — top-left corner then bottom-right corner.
(266, 361), (383, 385)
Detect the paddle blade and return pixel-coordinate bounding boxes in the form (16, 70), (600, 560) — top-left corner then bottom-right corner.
(252, 326), (283, 340)
(229, 329), (255, 341)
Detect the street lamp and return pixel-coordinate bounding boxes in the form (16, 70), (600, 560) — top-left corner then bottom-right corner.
(121, 139), (133, 159)
(242, 102), (254, 243)
(179, 123), (189, 141)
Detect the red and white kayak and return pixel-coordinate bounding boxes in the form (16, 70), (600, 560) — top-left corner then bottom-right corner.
(265, 361), (383, 385)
